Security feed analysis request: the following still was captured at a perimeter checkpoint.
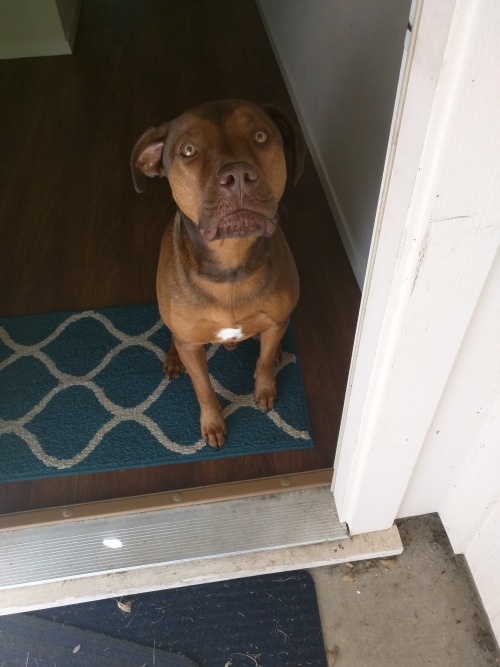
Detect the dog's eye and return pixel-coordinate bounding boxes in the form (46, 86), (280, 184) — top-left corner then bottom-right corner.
(180, 143), (197, 157)
(254, 130), (269, 144)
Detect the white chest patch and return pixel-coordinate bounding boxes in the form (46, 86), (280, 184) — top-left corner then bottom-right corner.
(216, 326), (244, 342)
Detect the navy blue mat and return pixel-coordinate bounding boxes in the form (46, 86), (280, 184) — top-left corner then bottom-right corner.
(0, 304), (313, 482)
(0, 613), (197, 666)
(28, 571), (327, 667)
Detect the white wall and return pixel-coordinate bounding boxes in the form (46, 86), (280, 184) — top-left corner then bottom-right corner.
(0, 0), (80, 59)
(257, 0), (410, 286)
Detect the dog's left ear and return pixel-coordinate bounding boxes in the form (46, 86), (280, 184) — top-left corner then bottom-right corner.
(262, 104), (306, 186)
(130, 122), (171, 193)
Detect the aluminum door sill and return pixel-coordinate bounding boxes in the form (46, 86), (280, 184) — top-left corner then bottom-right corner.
(0, 486), (403, 614)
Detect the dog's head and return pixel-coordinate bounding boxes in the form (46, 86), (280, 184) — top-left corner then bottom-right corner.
(131, 100), (305, 240)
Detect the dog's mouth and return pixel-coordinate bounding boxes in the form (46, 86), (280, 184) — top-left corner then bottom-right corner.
(200, 210), (277, 241)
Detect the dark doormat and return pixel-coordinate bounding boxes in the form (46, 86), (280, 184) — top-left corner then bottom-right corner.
(1, 571), (328, 666)
(0, 613), (197, 666)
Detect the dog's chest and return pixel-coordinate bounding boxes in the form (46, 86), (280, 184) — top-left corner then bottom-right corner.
(216, 326), (245, 342)
(185, 309), (277, 345)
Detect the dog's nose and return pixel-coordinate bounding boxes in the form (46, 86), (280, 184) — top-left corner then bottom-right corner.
(216, 161), (258, 193)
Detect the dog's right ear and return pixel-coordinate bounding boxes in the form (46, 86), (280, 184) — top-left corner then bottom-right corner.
(261, 105), (306, 186)
(130, 122), (171, 193)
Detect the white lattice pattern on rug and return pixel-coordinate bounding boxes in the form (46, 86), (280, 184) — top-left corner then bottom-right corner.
(0, 311), (310, 470)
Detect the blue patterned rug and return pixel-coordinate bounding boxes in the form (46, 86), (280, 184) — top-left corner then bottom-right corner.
(0, 304), (313, 482)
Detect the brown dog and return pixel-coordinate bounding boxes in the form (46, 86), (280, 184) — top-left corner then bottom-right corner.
(131, 100), (305, 449)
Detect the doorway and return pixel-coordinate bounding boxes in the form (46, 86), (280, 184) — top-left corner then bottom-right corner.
(0, 1), (362, 515)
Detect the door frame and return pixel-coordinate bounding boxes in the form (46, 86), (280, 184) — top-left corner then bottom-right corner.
(334, 0), (499, 535)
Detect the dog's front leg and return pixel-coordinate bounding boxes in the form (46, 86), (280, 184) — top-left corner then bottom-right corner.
(163, 338), (185, 379)
(174, 339), (227, 449)
(254, 320), (288, 411)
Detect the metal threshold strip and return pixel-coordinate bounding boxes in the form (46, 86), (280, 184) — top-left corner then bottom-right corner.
(0, 486), (347, 591)
(0, 473), (403, 614)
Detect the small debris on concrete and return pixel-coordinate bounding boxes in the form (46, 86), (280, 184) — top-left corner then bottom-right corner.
(117, 599), (134, 613)
(326, 645), (340, 666)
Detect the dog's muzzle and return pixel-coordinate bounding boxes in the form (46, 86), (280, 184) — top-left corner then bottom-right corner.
(200, 210), (277, 240)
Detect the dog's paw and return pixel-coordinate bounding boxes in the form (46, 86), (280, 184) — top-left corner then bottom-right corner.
(201, 411), (227, 449)
(163, 351), (184, 379)
(254, 375), (277, 412)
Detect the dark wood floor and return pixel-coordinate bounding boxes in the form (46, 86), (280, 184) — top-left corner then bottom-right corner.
(0, 0), (360, 514)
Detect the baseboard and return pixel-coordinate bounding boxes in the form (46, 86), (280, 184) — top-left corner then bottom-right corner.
(0, 40), (71, 60)
(300, 127), (366, 288)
